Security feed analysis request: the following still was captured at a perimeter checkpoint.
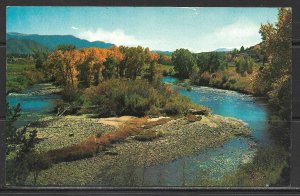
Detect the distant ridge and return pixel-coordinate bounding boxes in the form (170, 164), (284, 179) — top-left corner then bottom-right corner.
(152, 50), (173, 56)
(7, 39), (49, 54)
(214, 48), (233, 52)
(7, 32), (114, 53)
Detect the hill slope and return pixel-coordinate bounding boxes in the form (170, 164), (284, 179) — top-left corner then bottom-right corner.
(7, 32), (114, 51)
(7, 39), (49, 54)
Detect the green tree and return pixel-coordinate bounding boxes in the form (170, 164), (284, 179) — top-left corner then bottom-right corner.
(103, 55), (118, 80)
(171, 48), (196, 78)
(208, 52), (221, 73)
(240, 46), (245, 53)
(32, 49), (48, 70)
(6, 103), (40, 184)
(120, 46), (148, 80)
(56, 44), (76, 51)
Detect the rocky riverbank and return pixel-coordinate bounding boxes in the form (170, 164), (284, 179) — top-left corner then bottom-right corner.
(25, 114), (252, 186)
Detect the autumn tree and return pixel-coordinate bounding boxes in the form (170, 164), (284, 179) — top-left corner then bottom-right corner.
(158, 53), (172, 65)
(144, 51), (160, 83)
(46, 49), (81, 87)
(254, 8), (291, 118)
(76, 48), (110, 86)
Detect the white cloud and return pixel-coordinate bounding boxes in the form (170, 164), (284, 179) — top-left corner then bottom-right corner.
(78, 28), (145, 46)
(71, 26), (79, 30)
(192, 18), (262, 52)
(75, 18), (262, 53)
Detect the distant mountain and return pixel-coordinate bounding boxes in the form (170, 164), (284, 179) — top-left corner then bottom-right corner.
(7, 39), (49, 54)
(214, 48), (233, 52)
(7, 32), (114, 51)
(152, 50), (173, 56)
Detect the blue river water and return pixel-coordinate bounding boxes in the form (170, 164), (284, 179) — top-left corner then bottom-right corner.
(7, 84), (60, 127)
(6, 78), (271, 186)
(133, 76), (271, 186)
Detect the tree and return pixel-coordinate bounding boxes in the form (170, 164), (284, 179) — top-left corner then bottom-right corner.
(235, 55), (247, 75)
(103, 55), (118, 80)
(158, 54), (172, 65)
(120, 46), (147, 80)
(144, 52), (160, 83)
(6, 103), (40, 184)
(171, 48), (196, 78)
(32, 49), (48, 70)
(240, 46), (245, 53)
(56, 44), (76, 51)
(208, 52), (221, 73)
(254, 8), (291, 118)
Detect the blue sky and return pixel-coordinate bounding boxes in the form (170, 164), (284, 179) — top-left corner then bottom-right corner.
(7, 7), (279, 52)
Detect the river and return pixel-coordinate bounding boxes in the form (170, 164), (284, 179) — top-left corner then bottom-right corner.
(7, 83), (60, 127)
(132, 76), (271, 186)
(6, 78), (272, 186)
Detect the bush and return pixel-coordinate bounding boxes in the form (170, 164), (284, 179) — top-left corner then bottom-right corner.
(61, 85), (80, 103)
(23, 71), (45, 86)
(83, 79), (207, 117)
(222, 74), (229, 83)
(229, 79), (236, 84)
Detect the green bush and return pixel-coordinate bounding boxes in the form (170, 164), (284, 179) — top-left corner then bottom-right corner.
(222, 74), (229, 83)
(83, 79), (209, 117)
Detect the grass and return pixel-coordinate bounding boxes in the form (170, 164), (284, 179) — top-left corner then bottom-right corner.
(7, 63), (45, 93)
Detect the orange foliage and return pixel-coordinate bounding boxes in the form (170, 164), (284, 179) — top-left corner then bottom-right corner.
(46, 46), (126, 87)
(46, 117), (171, 163)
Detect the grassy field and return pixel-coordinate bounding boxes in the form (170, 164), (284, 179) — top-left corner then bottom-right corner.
(6, 63), (45, 93)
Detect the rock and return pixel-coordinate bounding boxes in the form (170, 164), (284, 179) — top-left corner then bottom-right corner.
(186, 109), (207, 115)
(105, 151), (119, 156)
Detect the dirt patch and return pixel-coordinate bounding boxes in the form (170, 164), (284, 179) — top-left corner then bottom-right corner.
(97, 116), (137, 127)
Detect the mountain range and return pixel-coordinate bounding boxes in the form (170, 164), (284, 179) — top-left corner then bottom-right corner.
(7, 32), (114, 54)
(7, 32), (231, 55)
(7, 39), (49, 54)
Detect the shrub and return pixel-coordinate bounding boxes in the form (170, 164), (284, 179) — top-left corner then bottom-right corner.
(163, 96), (190, 115)
(229, 79), (236, 84)
(83, 79), (206, 117)
(61, 85), (80, 103)
(222, 74), (229, 83)
(23, 71), (45, 86)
